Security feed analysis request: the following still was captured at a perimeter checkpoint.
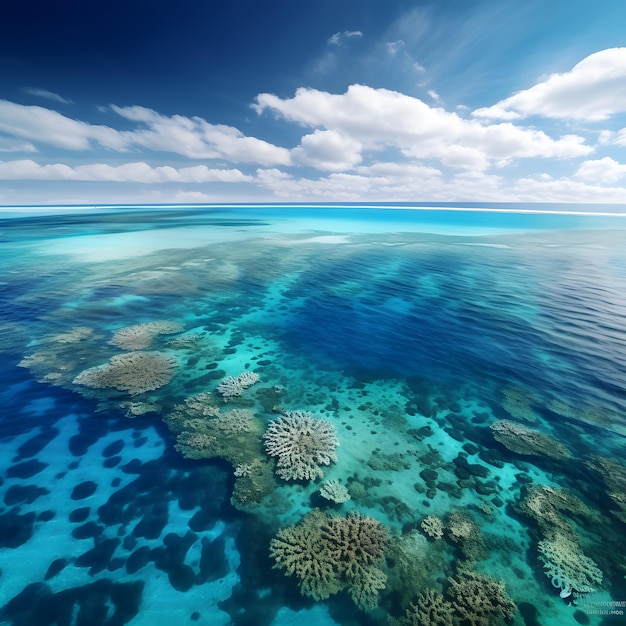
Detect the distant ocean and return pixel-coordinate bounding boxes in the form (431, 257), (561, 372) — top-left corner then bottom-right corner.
(0, 205), (625, 626)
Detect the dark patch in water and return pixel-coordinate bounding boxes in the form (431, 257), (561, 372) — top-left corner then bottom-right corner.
(14, 427), (59, 460)
(75, 537), (121, 576)
(4, 484), (49, 506)
(102, 440), (124, 458)
(44, 559), (69, 581)
(72, 521), (104, 540)
(2, 578), (143, 626)
(69, 507), (91, 523)
(6, 460), (48, 479)
(0, 508), (36, 548)
(71, 481), (97, 500)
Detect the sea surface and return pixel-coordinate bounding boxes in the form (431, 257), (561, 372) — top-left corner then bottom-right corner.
(0, 205), (625, 626)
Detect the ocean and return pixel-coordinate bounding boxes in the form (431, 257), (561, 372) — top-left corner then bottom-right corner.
(0, 205), (625, 626)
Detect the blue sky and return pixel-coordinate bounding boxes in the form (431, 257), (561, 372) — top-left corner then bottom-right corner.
(1, 0), (625, 205)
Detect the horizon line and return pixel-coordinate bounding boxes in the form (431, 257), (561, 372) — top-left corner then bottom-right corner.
(1, 202), (626, 217)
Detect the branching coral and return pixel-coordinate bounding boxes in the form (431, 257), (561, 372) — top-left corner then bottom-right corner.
(216, 371), (260, 399)
(270, 510), (390, 610)
(72, 350), (177, 396)
(538, 532), (603, 596)
(264, 411), (339, 481)
(319, 480), (351, 504)
(448, 567), (516, 626)
(392, 589), (458, 626)
(109, 321), (184, 350)
(490, 420), (571, 459)
(213, 408), (256, 434)
(174, 431), (216, 460)
(421, 515), (444, 540)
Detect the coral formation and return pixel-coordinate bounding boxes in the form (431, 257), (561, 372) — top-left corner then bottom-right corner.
(263, 411), (339, 481)
(72, 351), (177, 396)
(421, 515), (444, 540)
(585, 456), (626, 524)
(500, 385), (541, 423)
(516, 484), (603, 542)
(448, 567), (516, 626)
(319, 480), (351, 504)
(537, 532), (603, 596)
(270, 510), (389, 610)
(174, 431), (216, 460)
(446, 513), (486, 561)
(213, 408), (256, 434)
(391, 589), (457, 626)
(109, 320), (184, 350)
(490, 420), (571, 459)
(216, 371), (260, 399)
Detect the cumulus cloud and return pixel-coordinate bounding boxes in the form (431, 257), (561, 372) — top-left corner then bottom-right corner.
(254, 84), (592, 170)
(473, 48), (626, 121)
(574, 157), (626, 184)
(0, 159), (253, 184)
(292, 129), (362, 171)
(22, 87), (72, 105)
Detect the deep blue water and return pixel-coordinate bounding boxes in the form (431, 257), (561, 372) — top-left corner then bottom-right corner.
(0, 206), (625, 626)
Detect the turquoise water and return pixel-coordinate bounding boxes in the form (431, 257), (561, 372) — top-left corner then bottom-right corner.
(0, 206), (625, 625)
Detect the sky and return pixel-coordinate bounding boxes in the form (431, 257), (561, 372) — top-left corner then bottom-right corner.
(1, 0), (626, 206)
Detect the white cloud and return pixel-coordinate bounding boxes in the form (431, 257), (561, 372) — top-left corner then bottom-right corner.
(613, 128), (626, 146)
(328, 30), (363, 45)
(0, 159), (253, 184)
(512, 176), (626, 204)
(0, 136), (37, 153)
(22, 87), (72, 105)
(574, 157), (626, 184)
(427, 90), (441, 103)
(292, 129), (362, 171)
(473, 48), (626, 121)
(0, 100), (291, 166)
(0, 100), (128, 151)
(254, 84), (592, 171)
(111, 104), (291, 165)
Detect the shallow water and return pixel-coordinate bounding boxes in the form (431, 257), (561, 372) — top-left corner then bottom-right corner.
(0, 206), (625, 626)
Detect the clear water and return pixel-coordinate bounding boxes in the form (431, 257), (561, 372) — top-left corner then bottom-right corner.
(0, 206), (625, 626)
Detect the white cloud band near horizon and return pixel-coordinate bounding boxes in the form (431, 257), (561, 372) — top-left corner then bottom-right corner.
(0, 47), (625, 204)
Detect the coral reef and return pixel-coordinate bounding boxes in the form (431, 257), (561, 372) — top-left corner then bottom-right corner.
(263, 411), (339, 481)
(72, 351), (177, 396)
(109, 321), (184, 350)
(319, 480), (351, 504)
(490, 420), (571, 459)
(500, 385), (541, 423)
(537, 532), (603, 596)
(213, 408), (256, 434)
(585, 456), (626, 524)
(516, 484), (604, 542)
(390, 589), (458, 626)
(446, 513), (486, 561)
(421, 515), (444, 540)
(270, 510), (389, 610)
(174, 431), (216, 460)
(385, 530), (447, 613)
(216, 371), (260, 399)
(448, 567), (516, 626)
